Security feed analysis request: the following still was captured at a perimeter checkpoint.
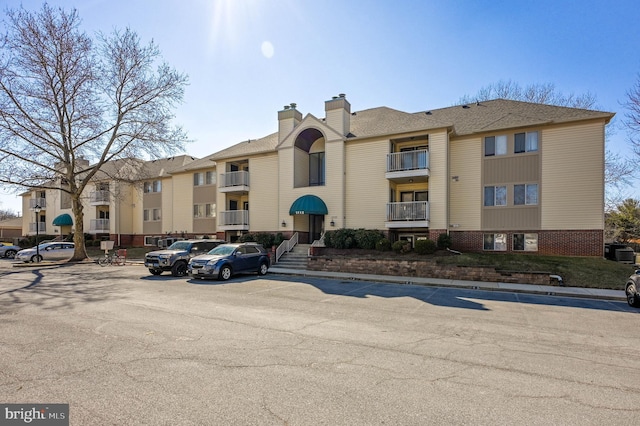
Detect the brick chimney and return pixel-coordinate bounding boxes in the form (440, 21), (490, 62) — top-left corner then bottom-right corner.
(324, 93), (351, 137)
(278, 103), (302, 143)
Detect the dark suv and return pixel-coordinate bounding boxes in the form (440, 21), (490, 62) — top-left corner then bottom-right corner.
(188, 242), (270, 280)
(145, 239), (226, 277)
(625, 271), (640, 308)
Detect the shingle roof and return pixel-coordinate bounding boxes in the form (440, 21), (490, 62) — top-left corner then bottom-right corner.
(209, 98), (614, 160)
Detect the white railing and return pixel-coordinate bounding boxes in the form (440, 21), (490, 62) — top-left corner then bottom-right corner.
(275, 232), (299, 263)
(219, 210), (249, 226)
(29, 222), (46, 232)
(90, 191), (110, 203)
(29, 198), (46, 209)
(90, 219), (110, 231)
(309, 232), (326, 256)
(386, 201), (429, 221)
(220, 171), (250, 188)
(386, 150), (429, 172)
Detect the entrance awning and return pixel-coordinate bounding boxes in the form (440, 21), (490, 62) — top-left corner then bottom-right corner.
(52, 213), (73, 226)
(289, 195), (328, 215)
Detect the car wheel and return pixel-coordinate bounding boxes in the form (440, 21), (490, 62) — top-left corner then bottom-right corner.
(149, 269), (162, 276)
(258, 261), (268, 276)
(626, 283), (640, 308)
(31, 254), (43, 263)
(219, 265), (232, 281)
(171, 262), (187, 277)
(5, 250), (16, 259)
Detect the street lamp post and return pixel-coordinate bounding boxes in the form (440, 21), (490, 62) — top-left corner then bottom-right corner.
(34, 204), (41, 262)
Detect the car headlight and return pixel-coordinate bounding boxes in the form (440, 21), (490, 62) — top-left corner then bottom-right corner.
(206, 259), (219, 266)
(158, 254), (170, 259)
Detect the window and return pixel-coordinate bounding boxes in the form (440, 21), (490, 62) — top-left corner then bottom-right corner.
(193, 173), (204, 186)
(514, 184), (538, 205)
(153, 180), (162, 192)
(143, 209), (150, 221)
(484, 233), (507, 251)
(193, 204), (204, 218)
(143, 182), (152, 193)
(144, 209), (161, 221)
(153, 208), (161, 221)
(309, 152), (325, 186)
(206, 203), (216, 217)
(194, 204), (215, 218)
(144, 236), (160, 246)
(484, 186), (507, 206)
(484, 135), (507, 156)
(515, 131), (538, 153)
(206, 171), (216, 185)
(513, 233), (538, 251)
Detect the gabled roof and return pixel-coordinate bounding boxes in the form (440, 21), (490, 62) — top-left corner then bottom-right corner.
(207, 98), (615, 161)
(414, 99), (614, 136)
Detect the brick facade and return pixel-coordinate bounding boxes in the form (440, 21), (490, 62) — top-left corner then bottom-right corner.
(449, 230), (603, 257)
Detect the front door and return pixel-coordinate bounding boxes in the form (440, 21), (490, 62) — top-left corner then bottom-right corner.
(309, 215), (324, 243)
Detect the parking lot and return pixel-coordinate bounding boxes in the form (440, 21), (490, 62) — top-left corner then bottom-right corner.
(1, 259), (639, 425)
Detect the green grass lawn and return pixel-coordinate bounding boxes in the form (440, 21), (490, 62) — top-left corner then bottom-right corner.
(435, 253), (635, 290)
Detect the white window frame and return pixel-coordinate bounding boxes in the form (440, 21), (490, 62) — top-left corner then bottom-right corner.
(484, 186), (507, 206)
(205, 171), (216, 185)
(514, 184), (539, 205)
(513, 233), (538, 252)
(484, 135), (507, 156)
(483, 233), (507, 251)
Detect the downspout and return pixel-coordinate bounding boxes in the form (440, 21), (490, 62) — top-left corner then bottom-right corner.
(446, 127), (454, 237)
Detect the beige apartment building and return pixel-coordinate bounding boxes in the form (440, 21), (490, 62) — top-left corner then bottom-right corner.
(212, 95), (613, 256)
(20, 95), (613, 256)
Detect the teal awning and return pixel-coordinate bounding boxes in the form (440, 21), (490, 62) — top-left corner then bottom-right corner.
(52, 213), (73, 226)
(289, 195), (328, 215)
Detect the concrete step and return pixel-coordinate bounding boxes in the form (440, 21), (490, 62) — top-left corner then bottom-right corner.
(276, 244), (310, 269)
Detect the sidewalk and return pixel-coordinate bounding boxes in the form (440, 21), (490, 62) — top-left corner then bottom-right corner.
(269, 266), (627, 302)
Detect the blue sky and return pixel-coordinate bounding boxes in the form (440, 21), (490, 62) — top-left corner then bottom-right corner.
(1, 0), (639, 213)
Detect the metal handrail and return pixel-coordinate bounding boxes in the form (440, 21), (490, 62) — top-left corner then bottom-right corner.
(275, 232), (299, 263)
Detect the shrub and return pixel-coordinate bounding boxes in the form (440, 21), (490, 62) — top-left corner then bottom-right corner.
(324, 229), (357, 249)
(415, 238), (437, 255)
(392, 240), (411, 253)
(376, 238), (392, 251)
(354, 229), (384, 250)
(437, 233), (452, 249)
(240, 233), (280, 248)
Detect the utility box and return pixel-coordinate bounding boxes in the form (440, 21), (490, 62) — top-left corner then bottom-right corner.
(615, 247), (635, 264)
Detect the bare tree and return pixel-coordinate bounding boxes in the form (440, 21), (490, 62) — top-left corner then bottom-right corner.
(0, 4), (188, 260)
(459, 80), (635, 205)
(625, 73), (640, 155)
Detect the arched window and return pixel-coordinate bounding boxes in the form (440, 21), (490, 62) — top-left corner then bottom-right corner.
(294, 128), (325, 188)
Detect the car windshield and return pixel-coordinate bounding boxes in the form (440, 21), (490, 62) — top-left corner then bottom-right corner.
(208, 245), (236, 256)
(168, 241), (190, 250)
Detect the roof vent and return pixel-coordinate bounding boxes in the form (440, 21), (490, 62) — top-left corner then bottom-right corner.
(351, 112), (357, 116)
(462, 105), (470, 109)
(338, 93), (346, 98)
(283, 105), (290, 110)
(425, 111), (432, 115)
(290, 103), (297, 109)
(332, 96), (338, 100)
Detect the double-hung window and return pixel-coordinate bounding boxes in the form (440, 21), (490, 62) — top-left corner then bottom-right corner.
(514, 131), (538, 153)
(484, 186), (507, 206)
(513, 233), (538, 251)
(193, 173), (204, 186)
(514, 184), (538, 205)
(484, 233), (507, 251)
(484, 135), (507, 156)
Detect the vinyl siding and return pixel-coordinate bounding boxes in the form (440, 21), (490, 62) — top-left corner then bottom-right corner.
(345, 139), (388, 229)
(249, 154), (279, 231)
(449, 136), (482, 230)
(428, 130), (448, 229)
(541, 121), (605, 230)
(171, 173), (195, 233)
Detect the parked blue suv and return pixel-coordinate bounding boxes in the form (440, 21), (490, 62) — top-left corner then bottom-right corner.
(188, 242), (270, 280)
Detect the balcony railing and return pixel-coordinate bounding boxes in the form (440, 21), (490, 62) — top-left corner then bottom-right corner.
(219, 171), (250, 192)
(387, 150), (429, 172)
(386, 201), (429, 226)
(29, 222), (46, 233)
(90, 191), (110, 204)
(29, 198), (46, 209)
(219, 210), (249, 229)
(90, 219), (110, 232)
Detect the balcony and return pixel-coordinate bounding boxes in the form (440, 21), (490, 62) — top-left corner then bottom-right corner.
(385, 201), (429, 228)
(385, 150), (429, 183)
(219, 171), (250, 193)
(90, 219), (110, 233)
(218, 210), (249, 231)
(29, 222), (46, 233)
(90, 191), (110, 205)
(29, 198), (46, 209)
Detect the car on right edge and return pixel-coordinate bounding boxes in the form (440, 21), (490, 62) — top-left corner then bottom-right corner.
(626, 271), (640, 308)
(188, 242), (270, 281)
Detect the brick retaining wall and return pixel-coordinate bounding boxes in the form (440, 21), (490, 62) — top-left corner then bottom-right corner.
(308, 256), (557, 286)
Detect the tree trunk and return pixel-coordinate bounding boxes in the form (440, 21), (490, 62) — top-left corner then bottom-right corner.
(71, 195), (88, 261)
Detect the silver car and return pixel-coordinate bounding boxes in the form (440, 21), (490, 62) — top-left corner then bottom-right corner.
(15, 242), (75, 263)
(0, 244), (21, 259)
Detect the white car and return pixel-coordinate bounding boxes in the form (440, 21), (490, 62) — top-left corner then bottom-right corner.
(0, 244), (22, 259)
(15, 242), (75, 263)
